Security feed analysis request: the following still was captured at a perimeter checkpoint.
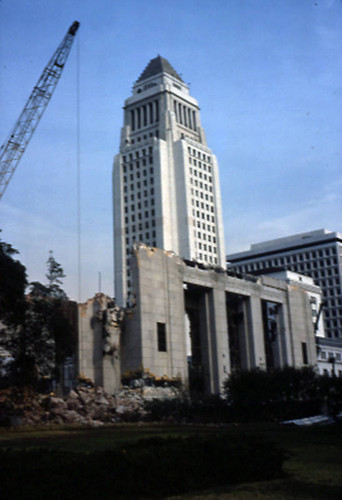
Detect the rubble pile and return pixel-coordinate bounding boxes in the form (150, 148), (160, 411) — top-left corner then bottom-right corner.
(0, 382), (181, 427)
(0, 386), (46, 427)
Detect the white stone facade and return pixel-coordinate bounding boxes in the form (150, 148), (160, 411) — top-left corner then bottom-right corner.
(122, 244), (318, 395)
(78, 246), (320, 395)
(113, 57), (225, 306)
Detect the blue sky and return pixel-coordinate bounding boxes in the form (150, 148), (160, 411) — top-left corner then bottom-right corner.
(0, 0), (341, 301)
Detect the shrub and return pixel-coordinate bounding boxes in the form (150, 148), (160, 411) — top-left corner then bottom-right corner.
(223, 367), (342, 421)
(144, 394), (234, 423)
(0, 434), (286, 498)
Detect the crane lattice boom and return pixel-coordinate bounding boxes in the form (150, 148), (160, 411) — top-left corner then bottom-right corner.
(0, 21), (80, 200)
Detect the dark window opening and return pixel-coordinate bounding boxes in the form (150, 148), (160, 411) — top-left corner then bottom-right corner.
(302, 342), (308, 365)
(157, 322), (167, 352)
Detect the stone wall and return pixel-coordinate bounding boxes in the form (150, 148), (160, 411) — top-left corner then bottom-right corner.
(78, 244), (318, 395)
(78, 294), (122, 394)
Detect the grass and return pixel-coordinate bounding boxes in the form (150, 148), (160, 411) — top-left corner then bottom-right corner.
(0, 423), (341, 499)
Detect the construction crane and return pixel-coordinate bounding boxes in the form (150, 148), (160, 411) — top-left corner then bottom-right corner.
(0, 20), (80, 200)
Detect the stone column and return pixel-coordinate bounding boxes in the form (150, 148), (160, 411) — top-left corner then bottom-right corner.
(246, 294), (266, 369)
(207, 286), (230, 394)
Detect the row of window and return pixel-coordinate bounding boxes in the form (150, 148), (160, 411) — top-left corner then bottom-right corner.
(322, 290), (342, 303)
(236, 261), (340, 283)
(190, 178), (213, 192)
(196, 253), (218, 265)
(191, 189), (213, 203)
(123, 147), (153, 162)
(310, 268), (340, 279)
(124, 188), (155, 205)
(325, 321), (342, 337)
(189, 168), (212, 182)
(194, 230), (217, 245)
(300, 246), (338, 259)
(325, 298), (342, 308)
(130, 100), (159, 131)
(189, 158), (212, 171)
(126, 130), (158, 145)
(124, 181), (154, 201)
(188, 147), (211, 163)
(126, 228), (156, 243)
(125, 212), (156, 225)
(125, 208), (155, 220)
(239, 255), (339, 271)
(319, 278), (341, 289)
(123, 161), (153, 173)
(126, 232), (156, 254)
(325, 309), (342, 319)
(123, 162), (153, 183)
(125, 208), (155, 235)
(319, 350), (342, 361)
(124, 201), (155, 223)
(196, 224), (216, 239)
(193, 220), (217, 235)
(192, 199), (214, 211)
(173, 100), (197, 131)
(193, 219), (216, 230)
(321, 368), (342, 376)
(197, 242), (217, 253)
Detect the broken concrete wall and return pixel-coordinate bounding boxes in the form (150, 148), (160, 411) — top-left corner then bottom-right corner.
(77, 245), (318, 396)
(78, 294), (122, 395)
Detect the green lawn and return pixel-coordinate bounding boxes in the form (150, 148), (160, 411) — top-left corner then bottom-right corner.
(0, 423), (341, 499)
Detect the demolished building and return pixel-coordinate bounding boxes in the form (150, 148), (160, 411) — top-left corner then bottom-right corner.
(78, 243), (319, 396)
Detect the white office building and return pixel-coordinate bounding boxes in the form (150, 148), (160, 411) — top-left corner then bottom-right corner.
(227, 229), (342, 339)
(113, 56), (225, 305)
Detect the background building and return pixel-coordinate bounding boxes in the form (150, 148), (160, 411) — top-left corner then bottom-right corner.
(113, 56), (226, 306)
(227, 229), (342, 339)
(316, 337), (342, 377)
(263, 269), (325, 338)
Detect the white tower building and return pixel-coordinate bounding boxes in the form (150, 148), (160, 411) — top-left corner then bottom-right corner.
(113, 56), (226, 306)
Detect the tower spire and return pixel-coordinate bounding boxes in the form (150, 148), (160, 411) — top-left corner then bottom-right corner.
(136, 55), (184, 83)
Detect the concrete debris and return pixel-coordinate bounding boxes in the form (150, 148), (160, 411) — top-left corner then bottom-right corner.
(0, 383), (182, 427)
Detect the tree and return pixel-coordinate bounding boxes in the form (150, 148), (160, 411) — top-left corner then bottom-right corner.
(45, 250), (68, 300)
(0, 244), (75, 388)
(0, 233), (27, 327)
(0, 235), (28, 385)
(24, 252), (74, 387)
(28, 251), (68, 300)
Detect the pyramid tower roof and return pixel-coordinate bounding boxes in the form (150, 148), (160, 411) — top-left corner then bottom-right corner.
(137, 56), (184, 83)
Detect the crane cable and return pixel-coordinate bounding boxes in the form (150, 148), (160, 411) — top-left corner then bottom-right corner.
(77, 31), (81, 303)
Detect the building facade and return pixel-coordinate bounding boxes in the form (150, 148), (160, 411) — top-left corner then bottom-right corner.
(261, 269), (325, 338)
(227, 229), (342, 339)
(113, 56), (225, 306)
(78, 244), (319, 396)
(316, 337), (342, 377)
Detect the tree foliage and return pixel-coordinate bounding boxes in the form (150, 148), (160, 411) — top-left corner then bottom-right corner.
(45, 250), (68, 300)
(0, 242), (75, 387)
(0, 234), (27, 327)
(223, 367), (342, 421)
